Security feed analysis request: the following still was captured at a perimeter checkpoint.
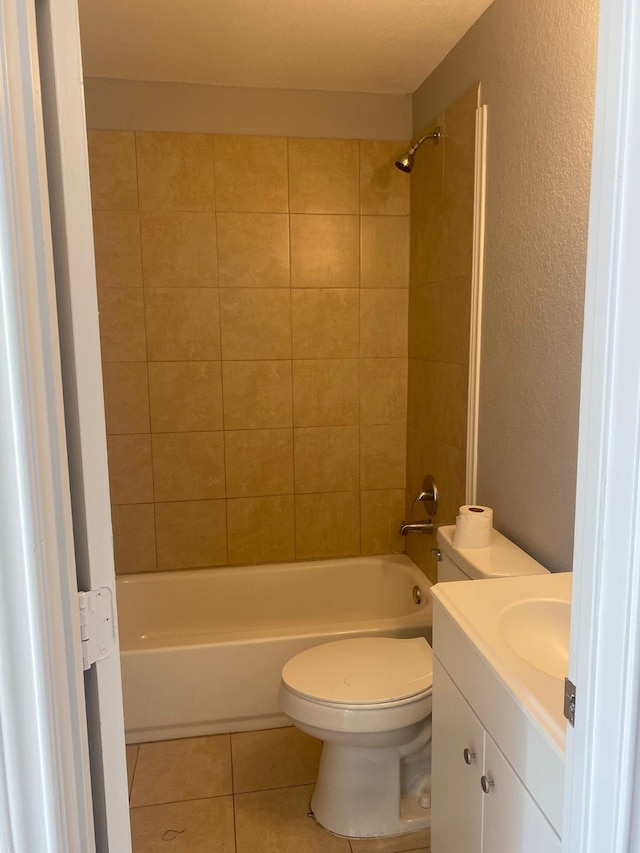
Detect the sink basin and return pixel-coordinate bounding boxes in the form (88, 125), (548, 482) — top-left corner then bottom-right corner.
(431, 571), (572, 755)
(499, 599), (570, 679)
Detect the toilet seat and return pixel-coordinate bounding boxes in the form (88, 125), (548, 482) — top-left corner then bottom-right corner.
(281, 637), (433, 711)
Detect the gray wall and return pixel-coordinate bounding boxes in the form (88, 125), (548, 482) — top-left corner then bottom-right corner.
(413, 0), (599, 571)
(84, 78), (412, 140)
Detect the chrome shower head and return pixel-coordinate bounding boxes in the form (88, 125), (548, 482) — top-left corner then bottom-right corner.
(395, 152), (414, 173)
(394, 128), (441, 173)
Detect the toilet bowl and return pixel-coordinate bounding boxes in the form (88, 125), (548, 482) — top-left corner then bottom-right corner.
(278, 524), (550, 839)
(278, 636), (433, 839)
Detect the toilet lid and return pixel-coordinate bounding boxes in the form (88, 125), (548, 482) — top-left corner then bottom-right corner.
(282, 637), (433, 706)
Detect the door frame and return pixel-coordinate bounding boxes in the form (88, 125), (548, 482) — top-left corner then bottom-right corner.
(0, 0), (639, 850)
(0, 0), (131, 850)
(0, 0), (95, 849)
(562, 0), (640, 848)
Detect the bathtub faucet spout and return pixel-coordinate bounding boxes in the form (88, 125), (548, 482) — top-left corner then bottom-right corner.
(399, 520), (434, 535)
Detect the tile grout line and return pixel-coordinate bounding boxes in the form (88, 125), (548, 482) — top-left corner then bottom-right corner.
(230, 732), (239, 853)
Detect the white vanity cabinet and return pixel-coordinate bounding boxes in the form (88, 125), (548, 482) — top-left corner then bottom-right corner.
(431, 659), (561, 853)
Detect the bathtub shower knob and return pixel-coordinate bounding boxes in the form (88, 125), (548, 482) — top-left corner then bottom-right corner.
(412, 585), (422, 605)
(411, 475), (439, 517)
(463, 748), (475, 765)
(480, 775), (494, 794)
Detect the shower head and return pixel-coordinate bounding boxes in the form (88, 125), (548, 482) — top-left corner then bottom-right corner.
(394, 128), (441, 173)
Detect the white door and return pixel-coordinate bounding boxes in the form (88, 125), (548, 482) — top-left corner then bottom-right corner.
(0, 0), (131, 850)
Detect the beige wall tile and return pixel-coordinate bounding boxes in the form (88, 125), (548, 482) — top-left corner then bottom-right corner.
(136, 132), (214, 211)
(434, 277), (472, 365)
(92, 210), (142, 289)
(360, 289), (408, 357)
(360, 358), (407, 425)
(295, 492), (360, 560)
(406, 423), (433, 498)
(130, 797), (235, 853)
(101, 362), (150, 435)
(106, 434), (153, 505)
(407, 284), (435, 361)
(410, 120), (444, 288)
(91, 129), (456, 574)
(360, 140), (410, 216)
(152, 432), (225, 502)
(86, 130), (137, 210)
(145, 288), (221, 361)
(217, 212), (289, 287)
(405, 531), (438, 584)
(360, 424), (406, 489)
(290, 214), (359, 288)
(97, 288), (147, 362)
(360, 216), (409, 289)
(413, 359), (468, 451)
(291, 289), (359, 358)
(434, 439), (466, 526)
(289, 138), (359, 214)
(294, 426), (359, 493)
(148, 361), (223, 432)
(155, 499), (227, 570)
(227, 496), (295, 565)
(111, 503), (156, 574)
(409, 358), (432, 436)
(441, 87), (478, 281)
(219, 288), (291, 360)
(293, 359), (359, 427)
(405, 95), (474, 533)
(225, 429), (294, 498)
(406, 432), (465, 526)
(360, 489), (406, 555)
(139, 212), (217, 287)
(214, 135), (288, 213)
(231, 727), (322, 793)
(406, 358), (418, 429)
(222, 360), (292, 430)
(130, 735), (232, 806)
(441, 199), (474, 283)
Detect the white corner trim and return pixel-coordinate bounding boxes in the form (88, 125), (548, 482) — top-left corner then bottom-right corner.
(466, 104), (487, 505)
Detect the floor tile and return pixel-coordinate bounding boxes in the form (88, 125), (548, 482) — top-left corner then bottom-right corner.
(126, 744), (139, 796)
(234, 785), (350, 853)
(130, 796), (235, 853)
(129, 735), (232, 807)
(349, 826), (430, 852)
(231, 726), (322, 793)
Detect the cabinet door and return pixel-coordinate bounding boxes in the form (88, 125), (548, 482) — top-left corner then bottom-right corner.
(482, 733), (561, 853)
(431, 659), (484, 853)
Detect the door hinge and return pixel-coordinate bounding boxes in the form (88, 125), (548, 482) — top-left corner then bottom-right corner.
(564, 677), (576, 726)
(78, 587), (115, 671)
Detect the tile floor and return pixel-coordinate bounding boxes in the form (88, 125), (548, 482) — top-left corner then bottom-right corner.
(126, 726), (430, 853)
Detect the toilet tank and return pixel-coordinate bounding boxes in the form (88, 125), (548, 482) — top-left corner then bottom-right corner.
(436, 524), (549, 582)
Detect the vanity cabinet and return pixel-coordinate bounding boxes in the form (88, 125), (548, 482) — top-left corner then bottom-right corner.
(431, 659), (561, 853)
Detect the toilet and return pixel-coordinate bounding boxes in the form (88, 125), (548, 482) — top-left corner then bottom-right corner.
(278, 523), (549, 839)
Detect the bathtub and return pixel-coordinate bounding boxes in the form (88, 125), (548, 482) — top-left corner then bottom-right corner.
(117, 554), (432, 743)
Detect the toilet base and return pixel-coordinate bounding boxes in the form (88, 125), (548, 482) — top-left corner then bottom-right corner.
(310, 804), (431, 842)
(309, 724), (431, 838)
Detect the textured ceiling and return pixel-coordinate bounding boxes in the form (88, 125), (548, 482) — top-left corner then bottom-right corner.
(78, 0), (494, 95)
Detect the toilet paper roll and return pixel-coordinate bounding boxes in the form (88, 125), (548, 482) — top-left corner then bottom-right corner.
(452, 505), (494, 549)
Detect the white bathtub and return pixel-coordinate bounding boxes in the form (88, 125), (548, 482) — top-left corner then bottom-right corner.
(117, 554), (432, 743)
